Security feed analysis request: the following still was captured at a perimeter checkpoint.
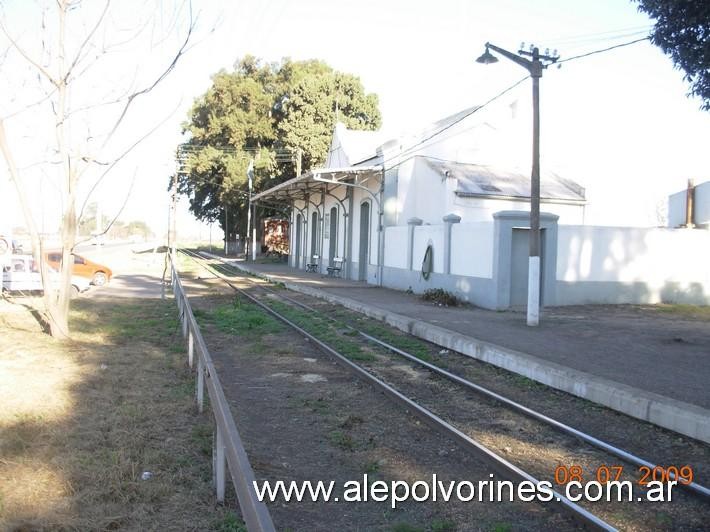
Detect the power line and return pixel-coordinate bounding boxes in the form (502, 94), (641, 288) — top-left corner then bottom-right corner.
(175, 144), (298, 168)
(387, 37), (652, 166)
(543, 25), (652, 46)
(557, 36), (650, 65)
(371, 76), (530, 166)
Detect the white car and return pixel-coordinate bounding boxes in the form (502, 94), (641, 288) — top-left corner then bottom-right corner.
(2, 255), (91, 297)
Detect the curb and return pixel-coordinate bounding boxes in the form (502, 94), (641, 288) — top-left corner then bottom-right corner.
(229, 258), (710, 444)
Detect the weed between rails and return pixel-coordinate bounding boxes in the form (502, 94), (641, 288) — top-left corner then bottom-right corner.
(264, 299), (375, 362)
(193, 298), (284, 339)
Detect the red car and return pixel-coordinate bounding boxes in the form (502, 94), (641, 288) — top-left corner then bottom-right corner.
(46, 252), (113, 286)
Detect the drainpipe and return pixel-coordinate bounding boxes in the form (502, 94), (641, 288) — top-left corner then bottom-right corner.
(685, 179), (695, 228)
(443, 213), (461, 274)
(319, 186), (326, 274)
(377, 171), (385, 286)
(304, 193), (310, 264)
(407, 217), (422, 270)
(290, 204), (294, 267)
(346, 184), (354, 279)
(342, 190), (349, 278)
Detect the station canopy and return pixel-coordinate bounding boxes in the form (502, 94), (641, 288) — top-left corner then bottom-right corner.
(250, 166), (382, 205)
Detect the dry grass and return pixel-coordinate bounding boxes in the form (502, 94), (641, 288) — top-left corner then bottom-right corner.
(0, 297), (241, 531)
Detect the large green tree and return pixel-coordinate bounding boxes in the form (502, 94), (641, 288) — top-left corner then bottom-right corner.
(175, 57), (381, 242)
(635, 0), (710, 110)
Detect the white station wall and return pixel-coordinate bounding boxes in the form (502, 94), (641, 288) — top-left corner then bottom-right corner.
(412, 225), (444, 273)
(557, 225), (710, 300)
(383, 226), (408, 269)
(450, 222), (494, 278)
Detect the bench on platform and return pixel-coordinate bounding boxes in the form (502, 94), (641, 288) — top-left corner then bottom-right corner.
(327, 257), (344, 277)
(306, 255), (319, 273)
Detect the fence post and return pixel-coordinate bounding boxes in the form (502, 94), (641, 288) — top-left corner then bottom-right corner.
(182, 307), (188, 338)
(188, 331), (194, 368)
(196, 357), (204, 413)
(215, 423), (226, 503)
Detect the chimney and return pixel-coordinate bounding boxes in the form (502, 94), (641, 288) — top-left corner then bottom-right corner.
(684, 179), (695, 228)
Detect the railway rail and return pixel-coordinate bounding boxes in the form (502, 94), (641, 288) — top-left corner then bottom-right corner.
(177, 248), (710, 531)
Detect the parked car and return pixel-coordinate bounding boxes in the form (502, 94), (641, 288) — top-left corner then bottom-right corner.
(2, 255), (90, 297)
(45, 251), (113, 286)
(0, 237), (23, 255)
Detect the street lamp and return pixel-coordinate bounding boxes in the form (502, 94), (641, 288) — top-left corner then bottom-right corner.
(476, 42), (558, 326)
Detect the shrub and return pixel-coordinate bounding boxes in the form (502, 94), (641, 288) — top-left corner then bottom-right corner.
(421, 288), (459, 307)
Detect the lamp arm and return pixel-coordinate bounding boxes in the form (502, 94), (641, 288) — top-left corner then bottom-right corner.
(485, 42), (533, 72)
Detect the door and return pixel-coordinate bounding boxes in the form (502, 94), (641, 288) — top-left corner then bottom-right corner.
(310, 212), (318, 259)
(295, 214), (302, 268)
(358, 202), (370, 281)
(329, 206), (338, 267)
(510, 228), (544, 309)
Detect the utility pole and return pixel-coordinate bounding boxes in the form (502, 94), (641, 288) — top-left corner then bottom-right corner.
(252, 203), (257, 261)
(170, 173), (177, 258)
(224, 204), (229, 255)
(246, 159), (254, 259)
(476, 42), (558, 326)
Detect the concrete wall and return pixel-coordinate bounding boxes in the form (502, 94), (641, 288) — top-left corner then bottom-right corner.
(291, 189), (710, 308)
(450, 222), (494, 278)
(412, 225), (444, 274)
(380, 213), (710, 308)
(381, 219), (497, 308)
(383, 226), (408, 269)
(557, 225), (710, 305)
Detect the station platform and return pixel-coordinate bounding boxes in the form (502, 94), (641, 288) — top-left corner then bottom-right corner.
(225, 258), (710, 444)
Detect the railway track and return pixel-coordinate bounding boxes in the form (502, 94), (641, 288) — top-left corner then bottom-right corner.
(177, 249), (710, 531)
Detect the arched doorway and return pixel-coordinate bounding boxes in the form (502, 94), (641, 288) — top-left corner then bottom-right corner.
(295, 213), (302, 268)
(310, 211), (318, 260)
(328, 206), (338, 267)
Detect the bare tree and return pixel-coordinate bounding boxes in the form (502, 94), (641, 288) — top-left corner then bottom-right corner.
(0, 0), (197, 337)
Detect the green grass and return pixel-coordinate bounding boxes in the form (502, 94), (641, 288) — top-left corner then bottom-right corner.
(74, 299), (179, 344)
(194, 298), (284, 338)
(391, 525), (424, 532)
(328, 430), (356, 451)
(352, 320), (434, 362)
(431, 520), (456, 532)
(1, 297), (237, 529)
(213, 512), (247, 532)
(290, 397), (330, 414)
(191, 423), (213, 457)
(339, 415), (364, 429)
(266, 300), (375, 362)
(653, 303), (710, 318)
(363, 460), (380, 474)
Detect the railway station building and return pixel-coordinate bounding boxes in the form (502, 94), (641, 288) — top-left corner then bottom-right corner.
(252, 106), (710, 309)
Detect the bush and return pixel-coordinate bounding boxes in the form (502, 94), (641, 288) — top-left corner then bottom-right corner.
(421, 288), (459, 307)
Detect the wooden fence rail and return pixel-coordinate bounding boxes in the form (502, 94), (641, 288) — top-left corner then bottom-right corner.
(170, 253), (275, 532)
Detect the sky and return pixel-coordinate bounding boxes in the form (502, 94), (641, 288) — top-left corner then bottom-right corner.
(1, 0), (709, 239)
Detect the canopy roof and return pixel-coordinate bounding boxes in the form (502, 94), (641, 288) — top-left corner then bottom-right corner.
(251, 166), (381, 204)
